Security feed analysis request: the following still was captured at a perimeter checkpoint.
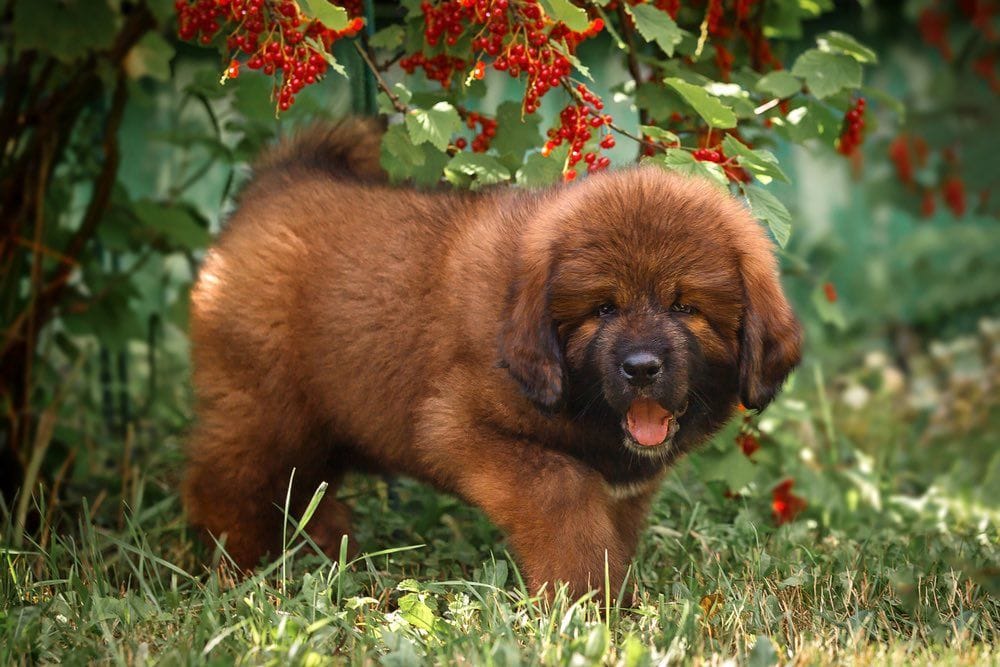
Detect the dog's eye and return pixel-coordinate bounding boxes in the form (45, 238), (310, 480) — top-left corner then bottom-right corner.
(670, 302), (696, 314)
(596, 303), (618, 317)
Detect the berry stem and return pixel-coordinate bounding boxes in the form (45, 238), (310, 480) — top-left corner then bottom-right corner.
(353, 40), (408, 114)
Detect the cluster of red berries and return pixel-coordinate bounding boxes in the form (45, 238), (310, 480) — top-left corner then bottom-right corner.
(399, 53), (468, 86)
(692, 144), (752, 183)
(541, 86), (614, 179)
(175, 0), (364, 111)
(889, 134), (970, 218)
(888, 133), (929, 188)
(706, 0), (724, 34)
(837, 97), (866, 156)
(406, 0), (603, 114)
(456, 111), (498, 152)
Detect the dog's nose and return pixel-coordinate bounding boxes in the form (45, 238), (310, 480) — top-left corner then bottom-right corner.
(620, 352), (663, 386)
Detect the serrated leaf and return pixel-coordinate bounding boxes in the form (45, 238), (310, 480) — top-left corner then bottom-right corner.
(301, 0), (349, 31)
(445, 153), (510, 189)
(381, 123), (425, 181)
(744, 185), (791, 247)
(817, 30), (877, 64)
(626, 4), (684, 57)
(369, 24), (405, 50)
(643, 150), (728, 189)
(721, 136), (789, 184)
(492, 101), (542, 160)
(538, 0), (589, 32)
(516, 146), (568, 187)
(303, 37), (347, 77)
(755, 71), (801, 99)
(791, 49), (862, 99)
(550, 39), (591, 79)
(640, 125), (679, 145)
(664, 78), (737, 129)
(405, 102), (462, 152)
(13, 0), (118, 63)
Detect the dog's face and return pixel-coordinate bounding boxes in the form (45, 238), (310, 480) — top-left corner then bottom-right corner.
(500, 167), (801, 458)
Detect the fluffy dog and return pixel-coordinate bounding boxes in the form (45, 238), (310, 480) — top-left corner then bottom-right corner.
(183, 119), (801, 596)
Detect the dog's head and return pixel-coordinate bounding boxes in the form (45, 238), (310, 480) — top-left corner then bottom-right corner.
(499, 167), (801, 456)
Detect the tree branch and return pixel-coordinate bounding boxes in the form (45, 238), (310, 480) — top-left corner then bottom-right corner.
(354, 40), (408, 113)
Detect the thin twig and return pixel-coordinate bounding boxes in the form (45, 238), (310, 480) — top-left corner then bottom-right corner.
(353, 40), (408, 113)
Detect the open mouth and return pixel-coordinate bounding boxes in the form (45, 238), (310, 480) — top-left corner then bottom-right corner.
(622, 398), (681, 449)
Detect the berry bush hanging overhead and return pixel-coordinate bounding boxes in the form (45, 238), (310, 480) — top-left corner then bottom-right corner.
(176, 0), (881, 241)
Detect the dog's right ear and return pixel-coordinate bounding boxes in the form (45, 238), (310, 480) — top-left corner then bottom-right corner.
(737, 239), (802, 411)
(498, 249), (566, 410)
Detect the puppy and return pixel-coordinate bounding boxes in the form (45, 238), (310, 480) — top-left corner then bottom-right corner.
(183, 118), (801, 596)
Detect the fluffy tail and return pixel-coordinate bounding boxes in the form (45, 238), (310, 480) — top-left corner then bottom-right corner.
(255, 117), (387, 182)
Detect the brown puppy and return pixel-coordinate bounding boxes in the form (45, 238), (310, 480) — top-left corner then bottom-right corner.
(183, 119), (801, 596)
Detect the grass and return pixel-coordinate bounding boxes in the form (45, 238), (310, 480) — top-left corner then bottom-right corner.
(2, 326), (998, 665)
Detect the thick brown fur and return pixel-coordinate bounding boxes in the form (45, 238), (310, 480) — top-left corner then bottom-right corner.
(183, 118), (802, 597)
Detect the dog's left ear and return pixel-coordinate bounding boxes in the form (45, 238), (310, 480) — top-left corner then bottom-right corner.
(498, 247), (566, 410)
(738, 245), (802, 410)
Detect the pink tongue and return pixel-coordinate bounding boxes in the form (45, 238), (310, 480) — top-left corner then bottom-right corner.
(626, 399), (672, 447)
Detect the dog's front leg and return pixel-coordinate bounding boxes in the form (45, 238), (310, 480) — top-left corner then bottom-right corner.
(419, 434), (628, 600)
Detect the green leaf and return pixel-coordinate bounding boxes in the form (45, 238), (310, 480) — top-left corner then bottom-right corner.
(640, 125), (679, 145)
(13, 0), (118, 63)
(381, 123), (426, 181)
(445, 153), (511, 189)
(817, 30), (877, 64)
(516, 146), (568, 187)
(643, 150), (728, 189)
(492, 102), (542, 162)
(537, 0), (589, 32)
(664, 78), (737, 129)
(721, 136), (789, 184)
(405, 102), (462, 152)
(791, 49), (862, 99)
(550, 39), (591, 79)
(755, 71), (801, 99)
(743, 185), (791, 247)
(626, 4), (685, 57)
(369, 24), (405, 50)
(778, 100), (841, 147)
(376, 82), (413, 115)
(124, 33), (175, 83)
(301, 0), (349, 31)
(635, 83), (682, 121)
(133, 201), (211, 250)
(397, 593), (439, 633)
(304, 37), (348, 77)
(699, 446), (758, 491)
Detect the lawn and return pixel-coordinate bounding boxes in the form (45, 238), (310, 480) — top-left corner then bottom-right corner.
(3, 324), (997, 665)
